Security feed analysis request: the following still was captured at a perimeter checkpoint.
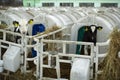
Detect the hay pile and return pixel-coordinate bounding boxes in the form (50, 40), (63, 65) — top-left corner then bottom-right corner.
(100, 28), (120, 80)
(36, 26), (62, 39)
(0, 24), (7, 29)
(0, 69), (36, 80)
(36, 26), (62, 51)
(0, 24), (7, 38)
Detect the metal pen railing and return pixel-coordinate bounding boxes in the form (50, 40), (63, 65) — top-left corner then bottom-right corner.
(37, 39), (94, 80)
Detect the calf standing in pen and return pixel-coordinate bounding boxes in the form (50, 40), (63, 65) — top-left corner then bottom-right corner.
(13, 21), (21, 43)
(13, 19), (33, 43)
(80, 25), (102, 55)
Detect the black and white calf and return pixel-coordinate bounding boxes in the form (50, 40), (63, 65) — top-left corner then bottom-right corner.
(13, 19), (34, 43)
(80, 25), (102, 55)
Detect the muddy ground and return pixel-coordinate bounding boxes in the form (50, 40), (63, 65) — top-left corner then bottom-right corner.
(0, 63), (71, 80)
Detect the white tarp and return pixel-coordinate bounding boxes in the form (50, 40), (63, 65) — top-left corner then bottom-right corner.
(70, 58), (90, 80)
(3, 45), (21, 72)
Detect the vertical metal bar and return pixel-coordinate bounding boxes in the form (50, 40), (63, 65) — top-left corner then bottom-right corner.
(20, 34), (24, 73)
(36, 39), (40, 79)
(23, 36), (27, 74)
(90, 44), (94, 79)
(40, 39), (43, 80)
(56, 55), (60, 79)
(63, 43), (66, 54)
(24, 44), (27, 73)
(48, 54), (51, 67)
(95, 45), (99, 80)
(90, 44), (94, 65)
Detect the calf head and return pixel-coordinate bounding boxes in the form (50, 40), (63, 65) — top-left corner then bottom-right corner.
(13, 19), (34, 34)
(85, 25), (103, 33)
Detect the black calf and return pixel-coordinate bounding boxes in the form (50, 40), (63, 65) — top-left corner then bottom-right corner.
(80, 25), (102, 55)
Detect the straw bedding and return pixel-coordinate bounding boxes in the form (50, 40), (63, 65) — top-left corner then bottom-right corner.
(0, 24), (7, 38)
(35, 26), (62, 39)
(0, 24), (7, 29)
(100, 28), (120, 80)
(37, 26), (62, 51)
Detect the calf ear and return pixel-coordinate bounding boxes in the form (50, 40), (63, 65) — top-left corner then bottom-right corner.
(13, 21), (19, 27)
(13, 21), (15, 25)
(97, 26), (103, 31)
(28, 19), (34, 24)
(84, 26), (89, 31)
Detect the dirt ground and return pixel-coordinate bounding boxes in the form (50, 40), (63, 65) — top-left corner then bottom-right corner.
(0, 63), (71, 80)
(0, 49), (99, 80)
